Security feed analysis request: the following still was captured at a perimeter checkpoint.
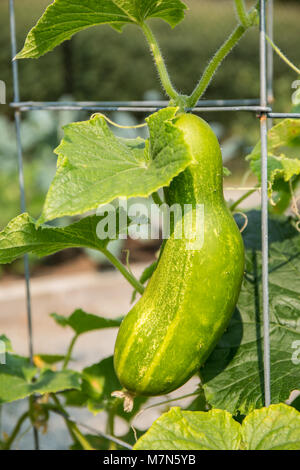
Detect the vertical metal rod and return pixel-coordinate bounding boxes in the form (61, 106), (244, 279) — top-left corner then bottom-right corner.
(259, 0), (271, 407)
(267, 0), (274, 129)
(9, 0), (39, 449)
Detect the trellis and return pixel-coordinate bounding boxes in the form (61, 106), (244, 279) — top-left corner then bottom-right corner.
(7, 0), (300, 450)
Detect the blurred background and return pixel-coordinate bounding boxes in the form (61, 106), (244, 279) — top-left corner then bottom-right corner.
(0, 0), (299, 231)
(0, 0), (299, 448)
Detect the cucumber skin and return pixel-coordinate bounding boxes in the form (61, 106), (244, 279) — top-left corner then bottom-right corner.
(114, 113), (245, 396)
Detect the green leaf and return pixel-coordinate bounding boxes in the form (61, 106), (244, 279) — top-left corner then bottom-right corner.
(17, 0), (187, 59)
(0, 353), (80, 404)
(240, 209), (298, 251)
(38, 108), (192, 224)
(31, 369), (81, 396)
(134, 407), (241, 450)
(201, 212), (300, 415)
(81, 356), (147, 417)
(50, 309), (122, 336)
(134, 404), (300, 450)
(242, 404), (300, 450)
(63, 390), (88, 408)
(0, 212), (127, 265)
(247, 119), (300, 199)
(81, 356), (120, 414)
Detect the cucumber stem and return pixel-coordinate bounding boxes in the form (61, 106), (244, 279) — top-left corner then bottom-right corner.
(187, 2), (259, 108)
(102, 248), (145, 295)
(62, 334), (78, 370)
(141, 23), (179, 100)
(234, 0), (251, 28)
(187, 24), (246, 108)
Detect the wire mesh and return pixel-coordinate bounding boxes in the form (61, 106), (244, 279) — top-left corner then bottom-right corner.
(259, 0), (271, 408)
(10, 100), (270, 113)
(8, 0), (39, 450)
(6, 0), (300, 450)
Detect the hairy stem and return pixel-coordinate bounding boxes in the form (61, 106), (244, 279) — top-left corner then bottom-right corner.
(63, 334), (78, 370)
(188, 24), (247, 108)
(141, 22), (178, 100)
(188, 2), (259, 108)
(234, 0), (250, 27)
(102, 248), (145, 295)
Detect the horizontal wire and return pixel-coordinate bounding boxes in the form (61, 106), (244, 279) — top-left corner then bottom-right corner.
(225, 186), (260, 191)
(49, 407), (133, 450)
(10, 98), (260, 108)
(71, 418), (133, 450)
(10, 102), (271, 113)
(268, 112), (300, 119)
(9, 101), (300, 118)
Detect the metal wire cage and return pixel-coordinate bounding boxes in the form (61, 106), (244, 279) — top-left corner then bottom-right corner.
(6, 0), (300, 450)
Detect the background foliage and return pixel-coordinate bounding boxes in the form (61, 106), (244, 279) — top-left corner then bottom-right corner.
(0, 0), (298, 121)
(0, 0), (299, 230)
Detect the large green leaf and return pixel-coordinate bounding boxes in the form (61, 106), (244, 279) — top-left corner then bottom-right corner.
(134, 404), (300, 450)
(0, 353), (80, 404)
(247, 119), (300, 209)
(0, 212), (127, 264)
(242, 404), (300, 450)
(239, 209), (298, 251)
(134, 407), (241, 450)
(38, 108), (192, 224)
(50, 309), (122, 336)
(68, 356), (147, 417)
(81, 356), (121, 414)
(201, 212), (300, 415)
(17, 0), (187, 59)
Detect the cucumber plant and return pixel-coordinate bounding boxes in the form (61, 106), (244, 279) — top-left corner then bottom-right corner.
(1, 0), (300, 450)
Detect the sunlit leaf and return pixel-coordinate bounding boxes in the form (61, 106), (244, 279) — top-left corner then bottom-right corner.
(38, 108), (192, 224)
(17, 0), (187, 59)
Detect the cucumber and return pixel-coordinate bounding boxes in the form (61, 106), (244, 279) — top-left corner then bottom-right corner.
(114, 113), (245, 396)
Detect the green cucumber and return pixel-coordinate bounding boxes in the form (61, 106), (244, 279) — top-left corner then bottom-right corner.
(114, 113), (245, 396)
